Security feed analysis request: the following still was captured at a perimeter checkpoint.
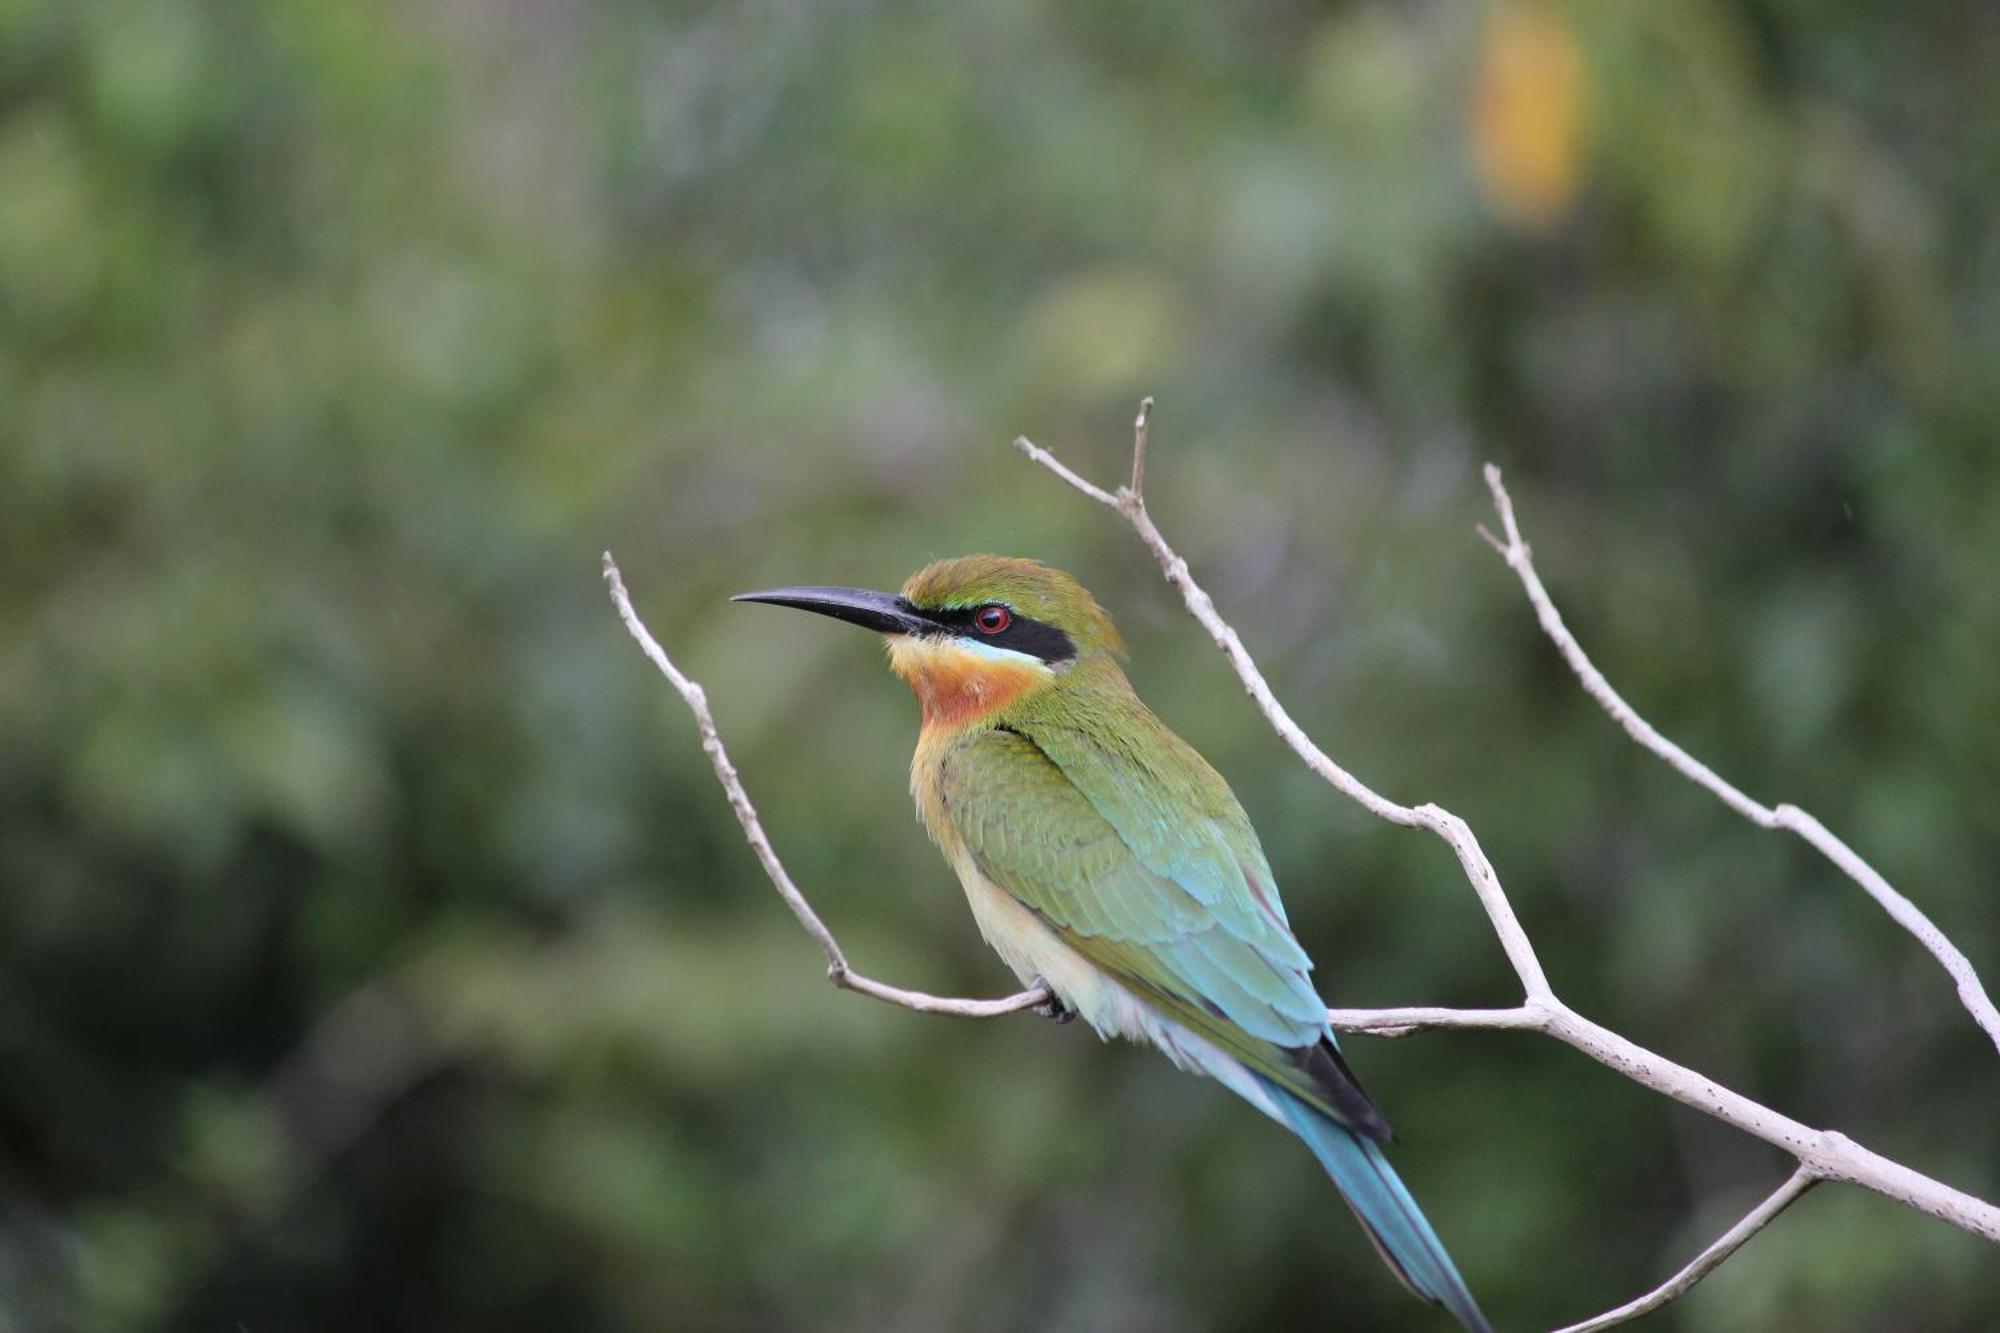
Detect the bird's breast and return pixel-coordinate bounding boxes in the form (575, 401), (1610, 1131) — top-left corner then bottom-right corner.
(906, 731), (1092, 1003)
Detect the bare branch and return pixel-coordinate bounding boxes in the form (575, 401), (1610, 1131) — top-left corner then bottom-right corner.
(1479, 464), (2000, 1056)
(612, 396), (2000, 1333)
(1540, 1007), (1997, 1240)
(1552, 1168), (1819, 1332)
(603, 552), (1051, 1020)
(1011, 404), (2000, 1314)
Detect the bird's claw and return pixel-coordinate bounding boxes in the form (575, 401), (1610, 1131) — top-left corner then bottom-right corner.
(1031, 979), (1074, 1024)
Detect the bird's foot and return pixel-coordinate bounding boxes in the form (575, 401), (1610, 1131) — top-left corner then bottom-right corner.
(1031, 978), (1074, 1024)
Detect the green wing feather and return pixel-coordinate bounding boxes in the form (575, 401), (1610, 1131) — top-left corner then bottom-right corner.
(939, 707), (1383, 1134)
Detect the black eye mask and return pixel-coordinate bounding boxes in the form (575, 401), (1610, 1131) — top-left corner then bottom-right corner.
(925, 603), (1077, 666)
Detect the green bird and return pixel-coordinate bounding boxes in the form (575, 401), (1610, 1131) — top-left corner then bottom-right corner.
(736, 555), (1490, 1332)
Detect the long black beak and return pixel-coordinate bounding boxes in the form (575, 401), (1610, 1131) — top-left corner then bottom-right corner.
(731, 585), (936, 637)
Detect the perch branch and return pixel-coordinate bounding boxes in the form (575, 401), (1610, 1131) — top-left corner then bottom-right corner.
(1479, 464), (2000, 1056)
(603, 552), (1050, 1019)
(608, 400), (2000, 1333)
(1011, 405), (2000, 1333)
(1326, 1005), (1543, 1038)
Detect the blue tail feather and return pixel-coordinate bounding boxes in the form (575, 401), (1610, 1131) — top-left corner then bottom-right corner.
(1256, 1074), (1492, 1333)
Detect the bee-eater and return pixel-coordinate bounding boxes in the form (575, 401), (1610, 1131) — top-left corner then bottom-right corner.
(736, 555), (1490, 1332)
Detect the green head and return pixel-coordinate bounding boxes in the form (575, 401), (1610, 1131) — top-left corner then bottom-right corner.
(897, 555), (1126, 662)
(735, 555), (1125, 727)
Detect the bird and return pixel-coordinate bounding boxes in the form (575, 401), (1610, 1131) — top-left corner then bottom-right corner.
(735, 555), (1491, 1332)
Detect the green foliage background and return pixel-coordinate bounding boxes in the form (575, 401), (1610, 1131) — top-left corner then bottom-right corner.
(2, 1), (1996, 1329)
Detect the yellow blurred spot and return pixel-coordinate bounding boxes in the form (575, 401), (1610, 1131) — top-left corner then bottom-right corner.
(1470, 0), (1587, 231)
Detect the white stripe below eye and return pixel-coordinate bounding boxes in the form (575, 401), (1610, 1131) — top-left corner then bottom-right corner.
(948, 637), (1050, 669)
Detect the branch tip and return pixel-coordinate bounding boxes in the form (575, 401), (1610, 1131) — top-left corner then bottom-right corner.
(1130, 395), (1155, 500)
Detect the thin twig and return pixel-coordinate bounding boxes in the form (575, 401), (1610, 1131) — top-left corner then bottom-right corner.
(1130, 395), (1154, 501)
(1012, 434), (1119, 507)
(1011, 407), (2000, 1285)
(1479, 464), (2000, 1056)
(603, 552), (1050, 1020)
(1552, 1168), (1819, 1332)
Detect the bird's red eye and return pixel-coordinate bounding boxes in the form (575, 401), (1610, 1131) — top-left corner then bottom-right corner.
(973, 605), (1011, 634)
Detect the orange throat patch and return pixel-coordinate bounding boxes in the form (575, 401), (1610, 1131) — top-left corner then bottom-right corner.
(887, 637), (1050, 732)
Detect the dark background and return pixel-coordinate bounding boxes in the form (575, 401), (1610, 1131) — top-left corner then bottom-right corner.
(3, 1), (1996, 1329)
